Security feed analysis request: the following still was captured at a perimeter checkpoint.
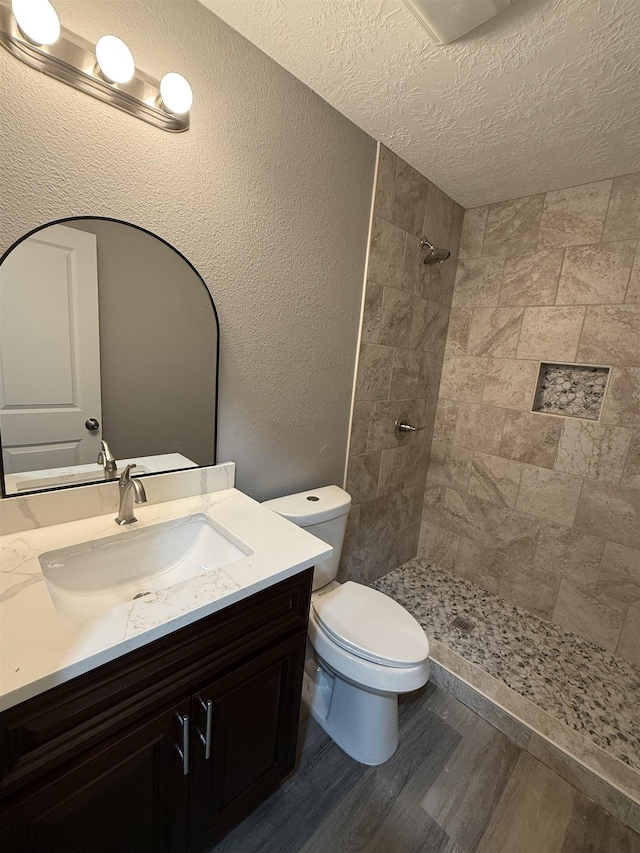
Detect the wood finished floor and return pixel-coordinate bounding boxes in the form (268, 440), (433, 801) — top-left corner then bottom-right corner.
(211, 683), (640, 853)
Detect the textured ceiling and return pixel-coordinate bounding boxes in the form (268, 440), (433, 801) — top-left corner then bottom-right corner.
(199, 0), (640, 208)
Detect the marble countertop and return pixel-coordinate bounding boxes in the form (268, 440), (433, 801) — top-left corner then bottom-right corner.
(0, 487), (332, 712)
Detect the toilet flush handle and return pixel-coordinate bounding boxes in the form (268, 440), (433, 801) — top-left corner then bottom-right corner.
(394, 417), (426, 440)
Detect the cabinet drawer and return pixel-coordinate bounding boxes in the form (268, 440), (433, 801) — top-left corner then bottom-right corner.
(0, 568), (312, 797)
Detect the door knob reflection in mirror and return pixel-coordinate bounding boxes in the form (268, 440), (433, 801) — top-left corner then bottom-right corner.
(85, 418), (100, 431)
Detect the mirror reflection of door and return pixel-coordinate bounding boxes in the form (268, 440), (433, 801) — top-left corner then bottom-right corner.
(0, 225), (102, 474)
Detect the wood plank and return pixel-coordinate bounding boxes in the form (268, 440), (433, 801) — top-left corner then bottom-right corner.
(475, 752), (576, 853)
(561, 795), (640, 853)
(298, 705), (460, 853)
(421, 709), (521, 851)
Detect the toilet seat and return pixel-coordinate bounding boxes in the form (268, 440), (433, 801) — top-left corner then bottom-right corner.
(312, 581), (430, 668)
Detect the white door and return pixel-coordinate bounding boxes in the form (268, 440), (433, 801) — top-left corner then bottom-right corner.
(0, 224), (102, 475)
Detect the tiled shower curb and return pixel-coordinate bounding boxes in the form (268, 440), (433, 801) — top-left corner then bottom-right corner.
(429, 639), (640, 834)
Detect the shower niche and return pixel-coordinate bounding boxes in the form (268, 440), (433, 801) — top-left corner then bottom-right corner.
(532, 363), (610, 421)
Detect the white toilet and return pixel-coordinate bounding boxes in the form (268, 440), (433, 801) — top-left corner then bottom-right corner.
(263, 485), (430, 765)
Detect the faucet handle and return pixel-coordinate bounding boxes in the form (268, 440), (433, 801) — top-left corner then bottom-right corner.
(119, 463), (137, 484)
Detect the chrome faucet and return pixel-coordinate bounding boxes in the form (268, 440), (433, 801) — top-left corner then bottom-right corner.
(98, 439), (118, 477)
(115, 464), (147, 525)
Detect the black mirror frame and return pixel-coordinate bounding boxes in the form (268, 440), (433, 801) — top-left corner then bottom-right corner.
(0, 215), (220, 499)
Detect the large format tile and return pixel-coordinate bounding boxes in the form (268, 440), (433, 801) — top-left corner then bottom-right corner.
(622, 430), (640, 488)
(534, 522), (606, 585)
(496, 551), (560, 618)
(517, 306), (586, 361)
(602, 172), (640, 242)
(417, 521), (460, 570)
(452, 257), (505, 307)
(438, 355), (487, 403)
(349, 400), (371, 455)
(459, 206), (488, 258)
(575, 480), (640, 549)
(516, 465), (582, 526)
(361, 280), (383, 343)
(482, 193), (544, 257)
(453, 402), (506, 454)
(432, 399), (459, 443)
(374, 144), (396, 221)
(411, 299), (449, 353)
(425, 182), (454, 251)
(577, 305), (640, 367)
(484, 506), (541, 564)
(391, 158), (429, 236)
(554, 418), (632, 483)
(552, 579), (626, 653)
(444, 307), (472, 357)
(538, 179), (613, 248)
(368, 215), (406, 289)
(597, 541), (640, 606)
(499, 248), (564, 306)
(467, 307), (524, 358)
(601, 366), (640, 429)
(482, 358), (539, 410)
(377, 286), (414, 347)
(618, 607), (640, 666)
(627, 254), (640, 304)
(468, 452), (523, 509)
(500, 410), (563, 468)
(389, 349), (422, 400)
(345, 451), (381, 505)
(422, 483), (489, 543)
(427, 441), (473, 492)
(355, 343), (393, 401)
(556, 241), (636, 304)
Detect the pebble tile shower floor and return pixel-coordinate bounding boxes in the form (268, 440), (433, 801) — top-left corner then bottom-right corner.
(374, 559), (640, 772)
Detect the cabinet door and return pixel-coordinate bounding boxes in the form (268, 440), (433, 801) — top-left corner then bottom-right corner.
(189, 632), (306, 852)
(0, 698), (191, 853)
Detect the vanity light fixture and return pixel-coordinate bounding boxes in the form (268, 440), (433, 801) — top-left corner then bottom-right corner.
(159, 72), (193, 116)
(0, 0), (192, 132)
(11, 0), (59, 46)
(95, 35), (135, 85)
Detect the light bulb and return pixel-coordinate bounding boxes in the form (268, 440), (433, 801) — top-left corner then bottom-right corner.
(12, 0), (60, 46)
(159, 72), (193, 115)
(95, 35), (135, 84)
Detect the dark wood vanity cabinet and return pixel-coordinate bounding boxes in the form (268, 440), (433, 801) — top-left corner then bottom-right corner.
(0, 570), (312, 853)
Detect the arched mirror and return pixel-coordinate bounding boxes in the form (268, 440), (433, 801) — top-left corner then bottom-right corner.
(0, 217), (219, 497)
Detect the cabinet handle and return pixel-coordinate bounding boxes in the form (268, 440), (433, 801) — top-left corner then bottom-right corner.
(175, 713), (190, 775)
(198, 698), (213, 760)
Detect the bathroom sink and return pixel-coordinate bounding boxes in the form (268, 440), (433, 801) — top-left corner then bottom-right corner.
(39, 514), (252, 622)
(13, 464), (150, 493)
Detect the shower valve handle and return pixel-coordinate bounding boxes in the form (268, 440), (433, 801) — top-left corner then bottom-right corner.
(394, 418), (426, 439)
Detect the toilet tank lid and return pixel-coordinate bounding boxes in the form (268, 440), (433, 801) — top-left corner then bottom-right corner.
(263, 485), (351, 525)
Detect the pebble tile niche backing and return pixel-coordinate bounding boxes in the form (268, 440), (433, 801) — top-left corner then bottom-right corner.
(532, 363), (610, 420)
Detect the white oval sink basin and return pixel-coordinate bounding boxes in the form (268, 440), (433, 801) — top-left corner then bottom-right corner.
(39, 514), (252, 622)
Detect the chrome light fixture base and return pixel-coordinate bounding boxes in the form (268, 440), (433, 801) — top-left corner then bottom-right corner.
(0, 2), (189, 132)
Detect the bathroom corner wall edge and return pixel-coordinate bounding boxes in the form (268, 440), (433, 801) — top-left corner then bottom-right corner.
(342, 142), (381, 490)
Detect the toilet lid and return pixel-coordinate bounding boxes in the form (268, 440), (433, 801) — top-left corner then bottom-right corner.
(312, 582), (429, 668)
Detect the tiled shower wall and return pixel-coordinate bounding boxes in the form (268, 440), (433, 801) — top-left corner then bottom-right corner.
(419, 173), (640, 665)
(339, 146), (463, 584)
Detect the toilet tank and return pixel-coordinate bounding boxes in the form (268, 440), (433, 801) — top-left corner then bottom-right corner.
(262, 485), (351, 591)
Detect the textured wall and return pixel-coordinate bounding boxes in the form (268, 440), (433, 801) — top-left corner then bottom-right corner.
(420, 173), (640, 665)
(201, 0), (640, 208)
(0, 0), (375, 501)
(340, 145), (463, 584)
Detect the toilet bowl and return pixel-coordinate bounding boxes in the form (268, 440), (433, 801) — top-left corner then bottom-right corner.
(263, 486), (430, 765)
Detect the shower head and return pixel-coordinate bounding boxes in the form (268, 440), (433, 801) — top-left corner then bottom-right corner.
(421, 238), (451, 265)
